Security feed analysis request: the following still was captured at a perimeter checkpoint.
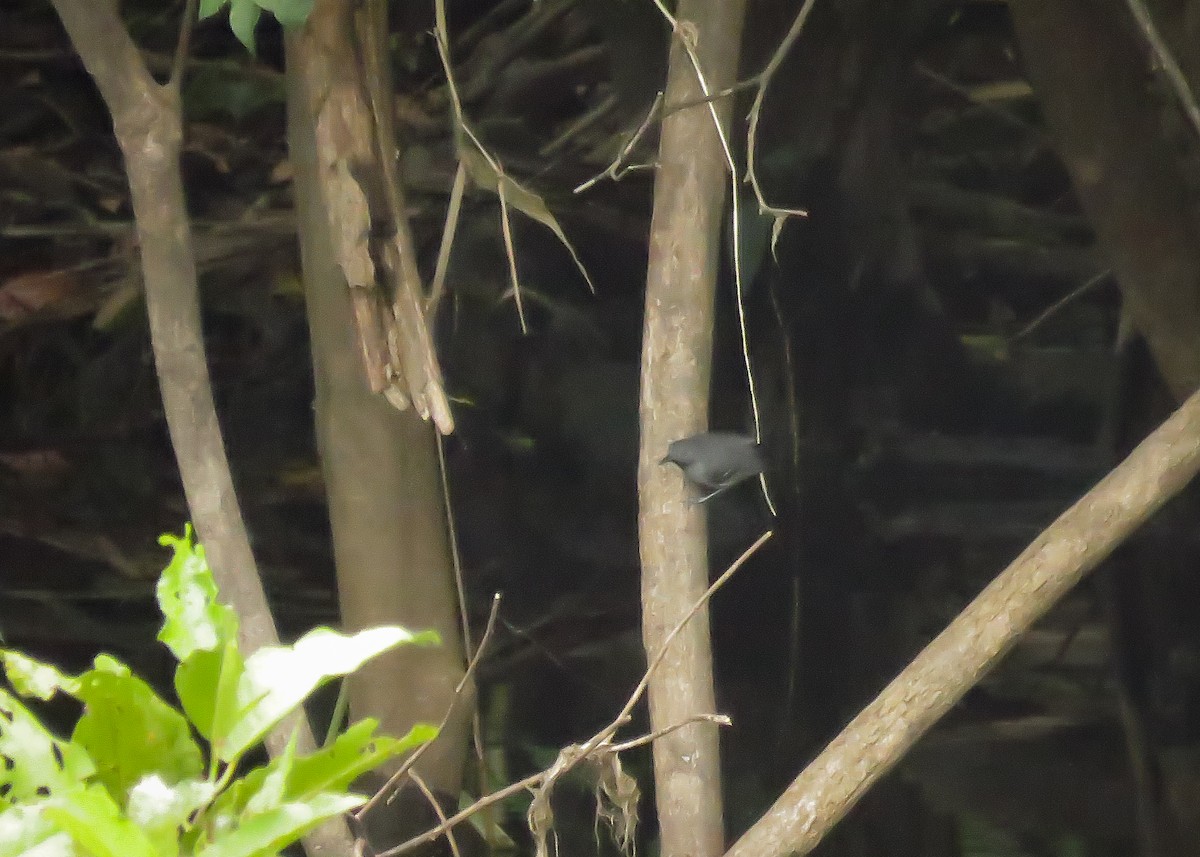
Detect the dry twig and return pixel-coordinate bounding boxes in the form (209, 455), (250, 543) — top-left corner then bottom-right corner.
(379, 530), (773, 857)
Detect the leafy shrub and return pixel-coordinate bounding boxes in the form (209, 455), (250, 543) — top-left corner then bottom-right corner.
(0, 527), (439, 857)
(199, 0), (313, 53)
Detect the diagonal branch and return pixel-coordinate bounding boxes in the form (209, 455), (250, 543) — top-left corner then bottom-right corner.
(727, 385), (1200, 857)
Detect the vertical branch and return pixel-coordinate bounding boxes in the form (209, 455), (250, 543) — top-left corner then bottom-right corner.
(637, 2), (747, 857)
(47, 2), (354, 854)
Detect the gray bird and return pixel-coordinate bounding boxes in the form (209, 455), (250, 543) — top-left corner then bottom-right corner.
(660, 431), (764, 503)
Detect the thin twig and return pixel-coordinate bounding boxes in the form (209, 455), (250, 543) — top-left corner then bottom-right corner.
(607, 713), (732, 754)
(496, 184), (528, 333)
(435, 428), (477, 666)
(432, 8), (530, 329)
(745, 0), (817, 219)
(914, 62), (1037, 134)
(409, 770), (464, 857)
(662, 74), (762, 117)
(610, 529), (772, 731)
(381, 530), (773, 856)
(572, 77), (762, 195)
(170, 0), (199, 88)
(357, 596), (502, 819)
(436, 424), (487, 825)
(1121, 0), (1200, 144)
(574, 92), (664, 193)
(648, 1), (737, 175)
(428, 162), (467, 316)
(435, 424), (492, 834)
(1013, 270), (1111, 341)
(380, 771), (544, 857)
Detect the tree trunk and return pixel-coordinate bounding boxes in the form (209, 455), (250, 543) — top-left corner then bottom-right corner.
(1008, 0), (1200, 399)
(49, 2), (356, 853)
(285, 5), (471, 847)
(637, 2), (746, 856)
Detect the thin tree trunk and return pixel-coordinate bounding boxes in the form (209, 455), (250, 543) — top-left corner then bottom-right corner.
(48, 2), (354, 854)
(637, 2), (746, 856)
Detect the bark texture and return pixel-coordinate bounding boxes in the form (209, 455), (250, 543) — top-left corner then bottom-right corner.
(637, 2), (747, 856)
(286, 9), (471, 845)
(50, 2), (354, 853)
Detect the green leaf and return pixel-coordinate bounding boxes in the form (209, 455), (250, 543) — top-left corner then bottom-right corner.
(213, 718), (435, 825)
(244, 730), (297, 816)
(175, 641), (245, 749)
(0, 650), (79, 701)
(20, 836), (81, 857)
(0, 803), (79, 857)
(70, 656), (203, 804)
(216, 626), (437, 762)
(198, 0), (230, 19)
(0, 690), (95, 804)
(174, 650), (220, 742)
(228, 0), (263, 53)
(126, 775), (216, 857)
(256, 0), (314, 27)
(196, 793), (364, 857)
(157, 529), (238, 662)
(288, 719), (436, 797)
(44, 783), (160, 857)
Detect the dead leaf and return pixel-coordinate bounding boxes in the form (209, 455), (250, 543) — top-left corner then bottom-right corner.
(0, 268), (87, 322)
(460, 145), (596, 294)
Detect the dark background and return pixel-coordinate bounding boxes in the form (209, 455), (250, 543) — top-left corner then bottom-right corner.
(3, 1), (1200, 855)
